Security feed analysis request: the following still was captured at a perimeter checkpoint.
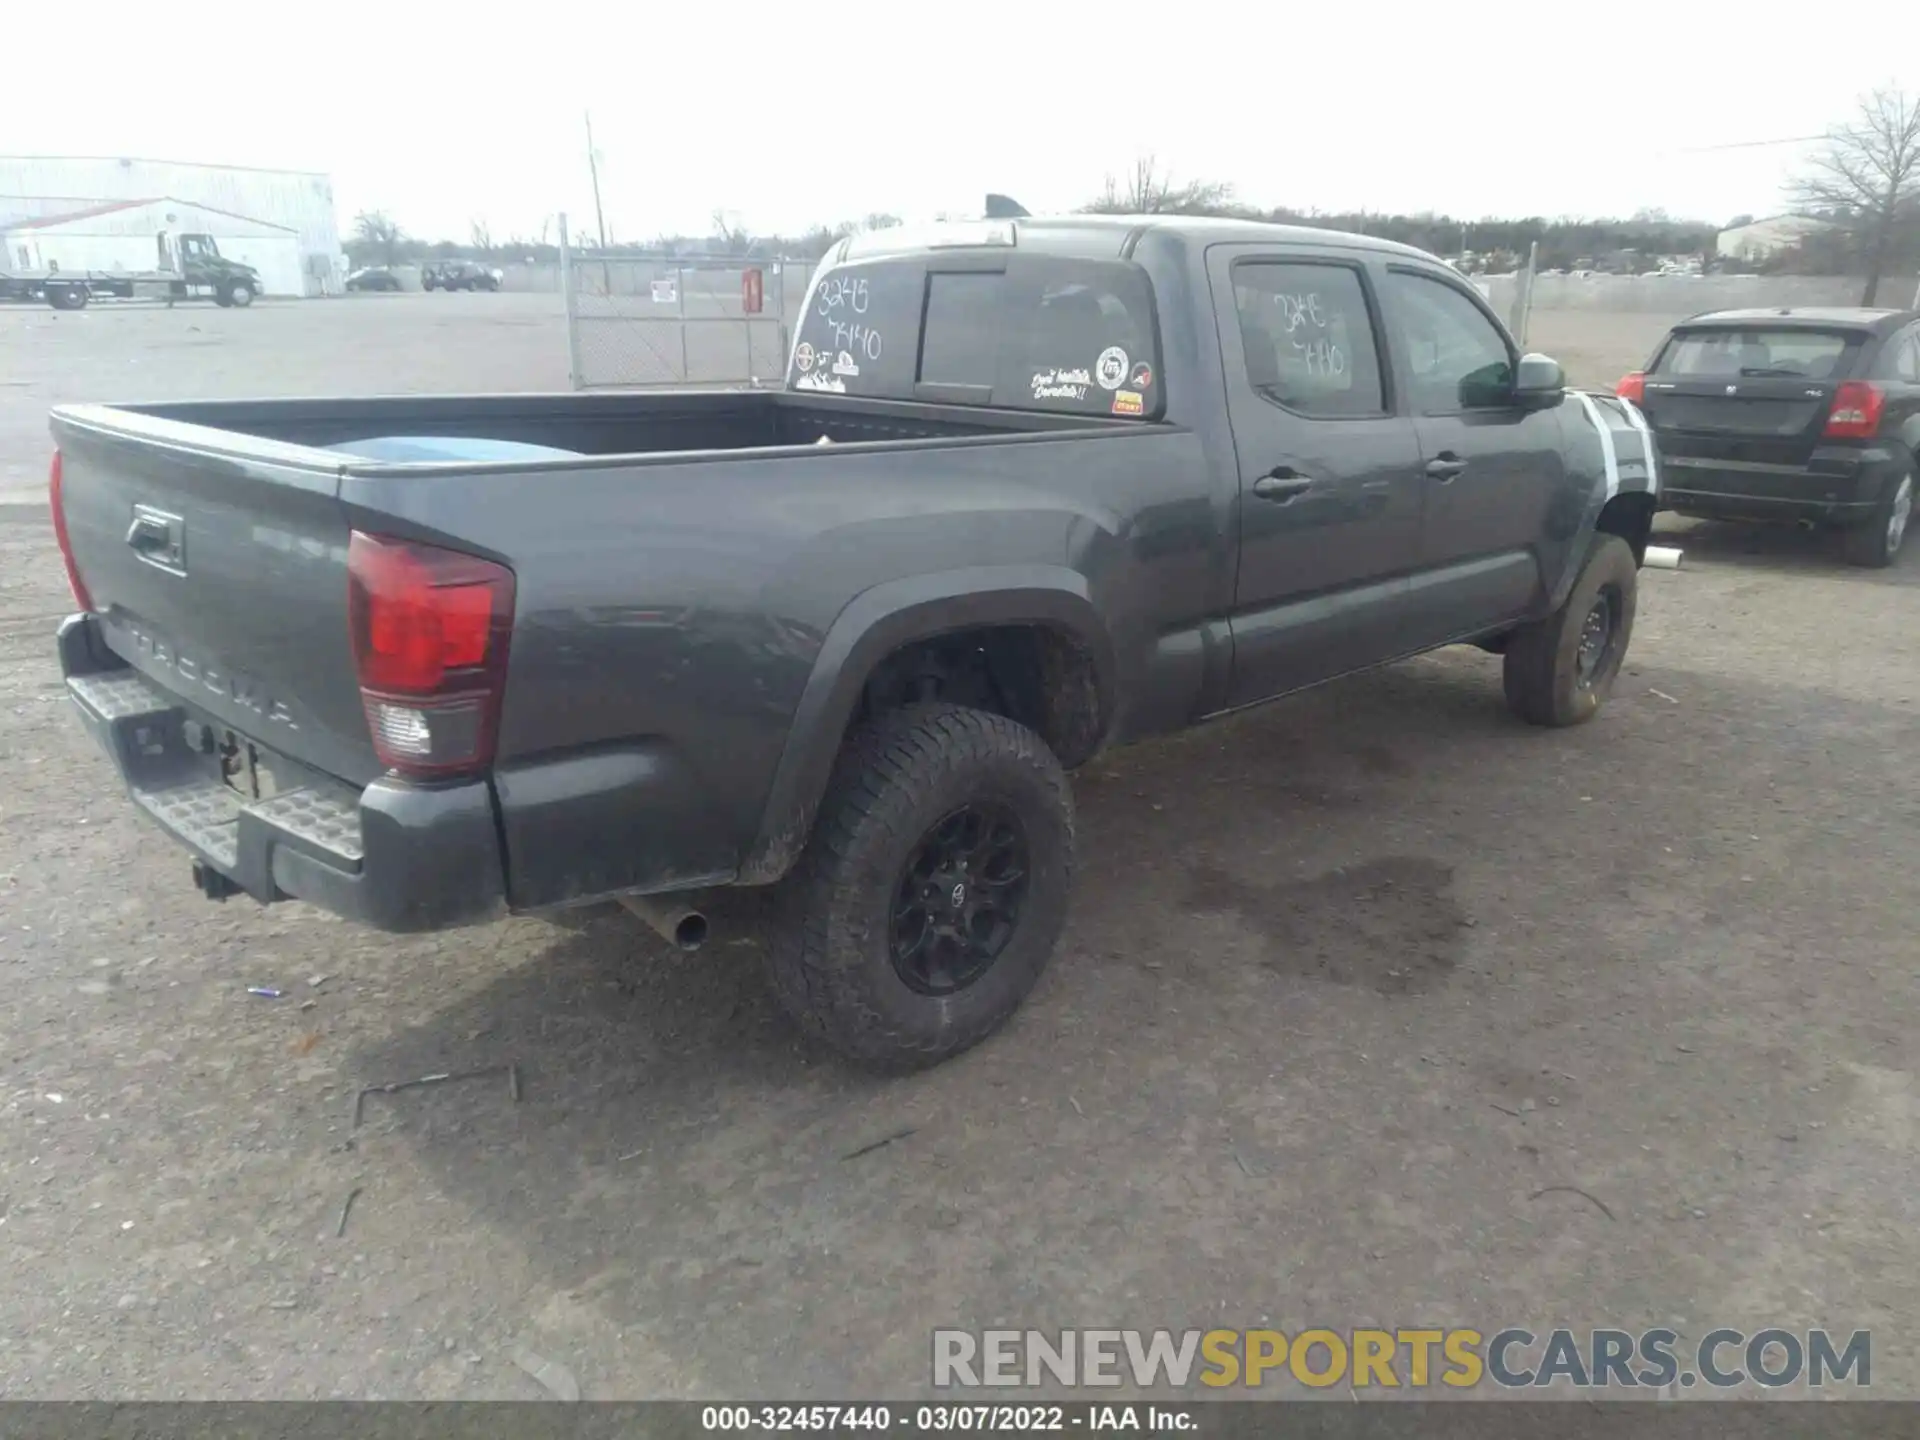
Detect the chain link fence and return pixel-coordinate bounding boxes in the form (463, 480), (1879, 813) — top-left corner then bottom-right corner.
(560, 235), (815, 389)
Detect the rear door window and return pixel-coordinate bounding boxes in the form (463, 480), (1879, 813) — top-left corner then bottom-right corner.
(1876, 327), (1920, 383)
(1230, 261), (1385, 416)
(789, 253), (1162, 418)
(1654, 328), (1857, 380)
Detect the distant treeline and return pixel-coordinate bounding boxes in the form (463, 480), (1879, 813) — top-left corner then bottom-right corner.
(349, 207), (1911, 276)
(349, 212), (1718, 268)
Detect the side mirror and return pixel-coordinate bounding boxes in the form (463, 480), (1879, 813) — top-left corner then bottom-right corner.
(1514, 353), (1565, 404)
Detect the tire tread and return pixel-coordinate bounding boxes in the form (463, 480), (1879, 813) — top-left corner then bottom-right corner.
(765, 702), (1074, 1070)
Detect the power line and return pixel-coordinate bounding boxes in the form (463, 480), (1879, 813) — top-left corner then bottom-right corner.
(1666, 134), (1826, 154)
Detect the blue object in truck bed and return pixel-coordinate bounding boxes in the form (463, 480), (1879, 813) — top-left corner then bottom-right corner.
(326, 436), (583, 463)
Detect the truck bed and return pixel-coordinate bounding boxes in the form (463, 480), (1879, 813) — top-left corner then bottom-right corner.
(117, 388), (1120, 459)
(49, 384), (1183, 921)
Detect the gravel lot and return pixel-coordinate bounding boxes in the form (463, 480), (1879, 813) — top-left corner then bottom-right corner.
(1, 294), (1916, 1400)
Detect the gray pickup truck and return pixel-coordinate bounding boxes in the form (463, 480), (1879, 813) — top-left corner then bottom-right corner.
(49, 214), (1659, 1069)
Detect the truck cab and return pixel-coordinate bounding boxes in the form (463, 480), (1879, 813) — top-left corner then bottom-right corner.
(157, 231), (261, 307)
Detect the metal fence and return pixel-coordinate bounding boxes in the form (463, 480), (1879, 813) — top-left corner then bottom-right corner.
(560, 223), (814, 389)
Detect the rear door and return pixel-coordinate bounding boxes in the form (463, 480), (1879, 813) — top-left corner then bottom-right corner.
(1206, 247), (1424, 707)
(52, 415), (381, 785)
(1640, 323), (1867, 470)
(1378, 265), (1568, 643)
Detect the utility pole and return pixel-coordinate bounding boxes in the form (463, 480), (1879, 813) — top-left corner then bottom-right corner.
(584, 110), (609, 250)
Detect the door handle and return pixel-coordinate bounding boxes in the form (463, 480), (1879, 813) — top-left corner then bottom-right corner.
(127, 515), (173, 552)
(125, 514), (170, 545)
(1251, 468), (1313, 502)
(1425, 453), (1468, 482)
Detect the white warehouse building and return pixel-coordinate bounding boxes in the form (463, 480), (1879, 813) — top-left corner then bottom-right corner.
(0, 155), (343, 295)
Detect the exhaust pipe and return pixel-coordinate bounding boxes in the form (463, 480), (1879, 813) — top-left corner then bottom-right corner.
(619, 893), (709, 951)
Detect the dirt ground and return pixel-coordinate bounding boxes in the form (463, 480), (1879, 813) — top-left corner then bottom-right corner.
(1, 294), (1916, 1401)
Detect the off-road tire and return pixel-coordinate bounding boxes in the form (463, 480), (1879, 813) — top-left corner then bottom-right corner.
(1503, 533), (1638, 727)
(765, 702), (1075, 1071)
(1841, 466), (1913, 569)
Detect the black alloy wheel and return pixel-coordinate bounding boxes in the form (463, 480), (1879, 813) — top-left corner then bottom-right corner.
(890, 802), (1031, 996)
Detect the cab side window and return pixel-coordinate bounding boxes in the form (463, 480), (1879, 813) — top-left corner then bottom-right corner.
(1385, 270), (1516, 413)
(1230, 261), (1385, 417)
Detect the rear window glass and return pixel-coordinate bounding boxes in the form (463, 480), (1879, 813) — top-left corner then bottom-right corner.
(789, 255), (1162, 419)
(918, 273), (1003, 387)
(1654, 328), (1856, 380)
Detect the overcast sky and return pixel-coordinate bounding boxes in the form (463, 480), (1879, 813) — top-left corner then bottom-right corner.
(6, 3), (1905, 244)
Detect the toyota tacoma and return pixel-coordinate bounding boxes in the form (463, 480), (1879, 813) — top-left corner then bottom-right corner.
(48, 213), (1660, 1069)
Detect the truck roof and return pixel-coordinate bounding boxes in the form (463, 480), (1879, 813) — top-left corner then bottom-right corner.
(839, 213), (1439, 265)
(1674, 306), (1918, 334)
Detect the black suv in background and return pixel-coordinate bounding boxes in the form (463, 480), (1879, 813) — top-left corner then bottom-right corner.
(1619, 307), (1920, 566)
(422, 260), (502, 292)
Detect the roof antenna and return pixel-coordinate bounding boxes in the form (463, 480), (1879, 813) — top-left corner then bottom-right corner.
(984, 193), (1029, 219)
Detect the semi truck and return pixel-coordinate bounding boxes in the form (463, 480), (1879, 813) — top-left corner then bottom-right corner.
(0, 230), (262, 310)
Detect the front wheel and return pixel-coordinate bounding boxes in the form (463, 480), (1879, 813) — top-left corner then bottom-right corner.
(226, 280), (255, 308)
(1503, 534), (1638, 727)
(765, 702), (1076, 1071)
(1842, 468), (1913, 569)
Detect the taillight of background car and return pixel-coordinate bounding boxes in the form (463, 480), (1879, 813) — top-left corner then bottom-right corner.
(1824, 381), (1885, 440)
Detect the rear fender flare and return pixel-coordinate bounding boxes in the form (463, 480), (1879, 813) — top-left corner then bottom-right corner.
(738, 565), (1114, 884)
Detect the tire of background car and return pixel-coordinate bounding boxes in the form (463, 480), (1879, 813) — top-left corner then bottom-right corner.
(47, 283), (87, 311)
(1840, 464), (1914, 569)
(423, 276), (436, 291)
(764, 701), (1076, 1071)
(1502, 533), (1638, 727)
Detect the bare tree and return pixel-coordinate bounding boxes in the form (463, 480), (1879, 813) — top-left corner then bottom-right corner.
(352, 210), (404, 266)
(1792, 86), (1920, 304)
(469, 218), (494, 253)
(1084, 155), (1236, 215)
(711, 208), (751, 255)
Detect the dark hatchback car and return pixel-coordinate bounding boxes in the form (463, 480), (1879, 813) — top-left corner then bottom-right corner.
(1618, 307), (1920, 566)
(345, 266), (403, 292)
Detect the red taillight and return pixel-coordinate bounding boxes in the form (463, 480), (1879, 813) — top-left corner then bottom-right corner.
(1824, 381), (1884, 439)
(346, 531), (514, 778)
(48, 450), (94, 612)
(1615, 371), (1646, 405)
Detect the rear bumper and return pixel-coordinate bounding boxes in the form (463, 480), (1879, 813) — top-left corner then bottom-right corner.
(1659, 445), (1903, 526)
(59, 613), (506, 933)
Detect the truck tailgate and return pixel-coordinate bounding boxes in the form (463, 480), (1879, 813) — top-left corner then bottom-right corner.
(52, 414), (381, 786)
